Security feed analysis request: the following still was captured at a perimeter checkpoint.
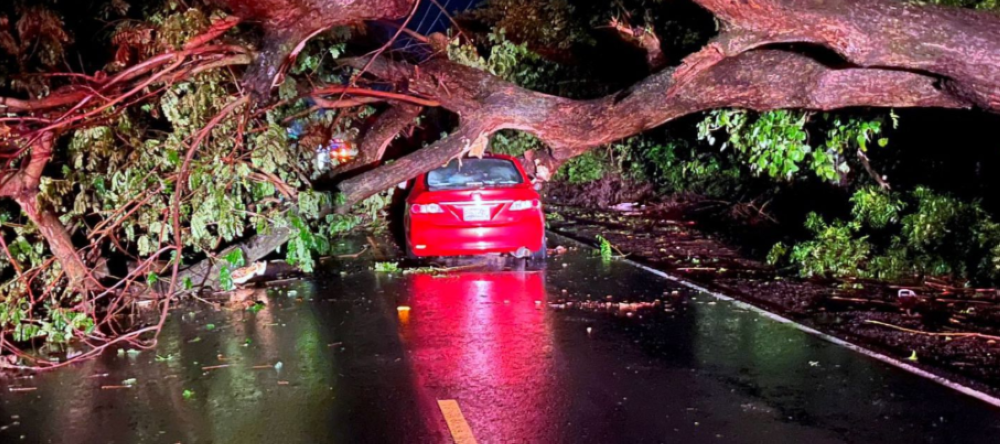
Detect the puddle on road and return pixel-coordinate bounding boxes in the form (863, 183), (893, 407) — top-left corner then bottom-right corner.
(1, 243), (999, 443)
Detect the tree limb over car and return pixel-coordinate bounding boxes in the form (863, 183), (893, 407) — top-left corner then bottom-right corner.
(325, 0), (999, 207)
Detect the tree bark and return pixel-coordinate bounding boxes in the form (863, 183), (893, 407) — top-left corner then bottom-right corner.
(13, 196), (96, 291)
(0, 90), (88, 112)
(355, 103), (423, 166)
(693, 0), (1000, 111)
(0, 133), (97, 292)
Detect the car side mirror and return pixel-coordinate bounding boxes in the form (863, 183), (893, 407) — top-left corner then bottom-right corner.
(533, 182), (543, 191)
(398, 181), (408, 190)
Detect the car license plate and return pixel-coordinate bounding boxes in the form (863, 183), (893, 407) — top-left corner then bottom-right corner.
(463, 205), (490, 222)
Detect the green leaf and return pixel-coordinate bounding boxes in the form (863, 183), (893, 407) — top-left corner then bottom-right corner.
(219, 267), (234, 291)
(13, 323), (42, 342)
(146, 272), (159, 287)
(374, 261), (400, 273)
(247, 302), (265, 314)
(223, 249), (245, 268)
(167, 150), (181, 166)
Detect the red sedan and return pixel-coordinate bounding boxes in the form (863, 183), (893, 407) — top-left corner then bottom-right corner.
(404, 154), (546, 259)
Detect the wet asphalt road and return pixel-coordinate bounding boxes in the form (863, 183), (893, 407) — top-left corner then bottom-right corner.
(2, 236), (1000, 443)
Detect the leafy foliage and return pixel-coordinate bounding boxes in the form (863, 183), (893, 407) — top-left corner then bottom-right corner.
(0, 3), (381, 354)
(217, 249), (245, 292)
(920, 0), (1000, 10)
(555, 152), (609, 184)
(641, 138), (743, 197)
(850, 187), (905, 229)
(447, 30), (562, 92)
(772, 213), (873, 279)
(698, 110), (889, 182)
(489, 130), (546, 158)
(462, 0), (592, 51)
(770, 186), (1000, 284)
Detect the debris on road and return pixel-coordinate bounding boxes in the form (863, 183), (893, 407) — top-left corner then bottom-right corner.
(7, 387), (36, 393)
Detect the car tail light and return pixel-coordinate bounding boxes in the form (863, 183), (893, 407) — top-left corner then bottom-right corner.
(509, 200), (539, 211)
(411, 203), (443, 214)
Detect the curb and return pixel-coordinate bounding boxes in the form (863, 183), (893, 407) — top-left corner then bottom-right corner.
(548, 231), (1000, 409)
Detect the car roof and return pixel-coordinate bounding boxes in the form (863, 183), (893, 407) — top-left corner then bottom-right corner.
(465, 153), (517, 161)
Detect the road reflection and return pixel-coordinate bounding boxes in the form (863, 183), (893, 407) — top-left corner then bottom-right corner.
(400, 267), (560, 442)
(4, 247), (1000, 444)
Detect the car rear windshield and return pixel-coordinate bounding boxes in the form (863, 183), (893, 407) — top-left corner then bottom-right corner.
(426, 158), (524, 191)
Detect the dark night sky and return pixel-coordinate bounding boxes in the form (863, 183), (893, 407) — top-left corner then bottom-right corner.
(409, 0), (481, 35)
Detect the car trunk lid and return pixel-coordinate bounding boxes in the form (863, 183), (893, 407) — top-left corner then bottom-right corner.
(416, 187), (536, 227)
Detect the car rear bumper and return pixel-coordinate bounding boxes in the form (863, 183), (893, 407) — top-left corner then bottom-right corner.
(408, 218), (544, 257)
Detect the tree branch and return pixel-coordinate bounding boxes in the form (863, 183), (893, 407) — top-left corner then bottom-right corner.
(339, 121), (490, 208)
(608, 17), (666, 70)
(217, 0), (416, 99)
(311, 85), (440, 107)
(693, 0), (1000, 111)
(1, 133), (99, 292)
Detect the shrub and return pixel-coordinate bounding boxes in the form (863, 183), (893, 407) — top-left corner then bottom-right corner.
(771, 213), (872, 279)
(771, 186), (1000, 284)
(555, 152), (608, 184)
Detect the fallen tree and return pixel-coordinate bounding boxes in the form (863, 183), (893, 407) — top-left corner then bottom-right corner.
(0, 0), (998, 367)
(337, 48), (966, 206)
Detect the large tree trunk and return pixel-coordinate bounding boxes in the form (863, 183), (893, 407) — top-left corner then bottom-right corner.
(337, 49), (964, 207)
(693, 0), (1000, 111)
(339, 123), (490, 208)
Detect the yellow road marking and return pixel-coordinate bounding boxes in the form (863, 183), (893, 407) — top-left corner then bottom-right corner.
(437, 399), (479, 444)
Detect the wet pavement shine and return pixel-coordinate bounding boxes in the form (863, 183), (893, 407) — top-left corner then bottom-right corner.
(2, 237), (1000, 443)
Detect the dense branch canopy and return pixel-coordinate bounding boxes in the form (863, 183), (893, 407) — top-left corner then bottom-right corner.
(215, 0), (414, 97)
(334, 0), (999, 206)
